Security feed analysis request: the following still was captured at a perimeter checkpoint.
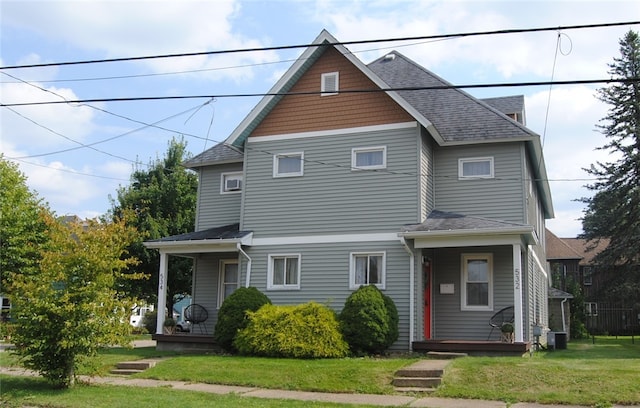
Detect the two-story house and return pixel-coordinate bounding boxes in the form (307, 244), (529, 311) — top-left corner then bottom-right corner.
(146, 30), (554, 353)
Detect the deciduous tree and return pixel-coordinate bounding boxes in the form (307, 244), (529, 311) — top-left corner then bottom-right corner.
(9, 214), (140, 388)
(110, 138), (198, 316)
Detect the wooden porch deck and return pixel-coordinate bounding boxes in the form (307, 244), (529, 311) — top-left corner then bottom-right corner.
(152, 334), (221, 353)
(412, 339), (531, 356)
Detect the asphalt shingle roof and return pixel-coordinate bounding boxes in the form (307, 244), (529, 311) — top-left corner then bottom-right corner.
(367, 52), (537, 143)
(481, 95), (524, 116)
(402, 210), (530, 232)
(183, 142), (244, 168)
(147, 223), (251, 243)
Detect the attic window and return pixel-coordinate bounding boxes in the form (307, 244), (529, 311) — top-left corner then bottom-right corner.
(321, 72), (339, 96)
(458, 157), (494, 179)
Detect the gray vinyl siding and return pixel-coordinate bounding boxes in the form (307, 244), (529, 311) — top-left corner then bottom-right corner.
(240, 241), (412, 351)
(419, 128), (435, 221)
(431, 246), (514, 340)
(242, 126), (420, 237)
(433, 142), (526, 223)
(195, 164), (243, 230)
(192, 252), (240, 334)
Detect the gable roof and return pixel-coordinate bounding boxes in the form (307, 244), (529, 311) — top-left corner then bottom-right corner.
(481, 95), (525, 117)
(545, 229), (583, 260)
(205, 29), (552, 216)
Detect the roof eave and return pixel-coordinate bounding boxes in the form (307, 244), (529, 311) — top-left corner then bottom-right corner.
(143, 233), (253, 253)
(399, 226), (537, 248)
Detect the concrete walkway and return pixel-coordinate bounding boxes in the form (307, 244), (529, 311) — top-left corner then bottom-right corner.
(1, 365), (634, 408)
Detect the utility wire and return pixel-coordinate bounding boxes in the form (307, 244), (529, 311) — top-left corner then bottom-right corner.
(3, 78), (639, 107)
(1, 21), (637, 70)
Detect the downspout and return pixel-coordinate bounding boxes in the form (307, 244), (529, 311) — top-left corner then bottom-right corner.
(400, 237), (415, 352)
(561, 298), (568, 333)
(238, 243), (252, 287)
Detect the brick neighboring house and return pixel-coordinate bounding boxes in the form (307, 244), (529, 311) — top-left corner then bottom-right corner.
(146, 30), (555, 353)
(546, 229), (639, 335)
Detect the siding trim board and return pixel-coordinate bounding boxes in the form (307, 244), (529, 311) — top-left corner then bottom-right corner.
(253, 233), (399, 246)
(246, 121), (417, 144)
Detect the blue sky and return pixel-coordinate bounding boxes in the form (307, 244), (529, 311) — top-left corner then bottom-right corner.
(1, 0), (638, 237)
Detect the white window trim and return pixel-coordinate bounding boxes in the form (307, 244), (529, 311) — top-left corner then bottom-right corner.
(267, 254), (301, 290)
(585, 302), (598, 316)
(217, 260), (239, 308)
(351, 146), (387, 170)
(321, 71), (339, 96)
(220, 172), (243, 194)
(349, 251), (386, 290)
(460, 253), (493, 311)
(458, 157), (494, 179)
(273, 152), (304, 178)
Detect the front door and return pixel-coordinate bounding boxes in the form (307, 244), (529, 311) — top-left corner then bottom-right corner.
(423, 258), (432, 339)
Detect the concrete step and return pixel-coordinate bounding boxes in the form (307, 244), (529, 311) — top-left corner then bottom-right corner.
(394, 368), (444, 378)
(426, 351), (468, 359)
(110, 368), (145, 376)
(392, 376), (442, 388)
(393, 386), (438, 393)
(116, 360), (158, 370)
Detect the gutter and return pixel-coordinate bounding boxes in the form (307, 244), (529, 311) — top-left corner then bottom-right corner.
(237, 243), (252, 288)
(561, 298), (568, 333)
(400, 237), (415, 352)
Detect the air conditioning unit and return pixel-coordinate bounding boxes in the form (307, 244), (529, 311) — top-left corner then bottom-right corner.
(225, 178), (241, 191)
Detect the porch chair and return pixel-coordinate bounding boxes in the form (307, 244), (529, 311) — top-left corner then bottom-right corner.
(487, 305), (515, 341)
(184, 304), (209, 334)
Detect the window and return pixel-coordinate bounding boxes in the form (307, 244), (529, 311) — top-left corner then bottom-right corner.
(268, 254), (301, 290)
(583, 266), (594, 286)
(461, 253), (493, 310)
(273, 152), (304, 177)
(221, 172), (243, 193)
(352, 146), (387, 170)
(218, 260), (239, 307)
(350, 252), (385, 289)
(321, 72), (339, 96)
(458, 157), (494, 179)
(585, 302), (598, 316)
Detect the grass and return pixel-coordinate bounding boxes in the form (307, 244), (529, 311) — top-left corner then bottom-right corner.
(1, 336), (639, 407)
(433, 337), (640, 406)
(0, 376), (377, 408)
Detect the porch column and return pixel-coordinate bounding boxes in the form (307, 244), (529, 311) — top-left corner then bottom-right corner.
(512, 244), (524, 342)
(155, 250), (169, 335)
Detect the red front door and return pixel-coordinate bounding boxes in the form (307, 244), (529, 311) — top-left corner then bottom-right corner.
(423, 259), (432, 339)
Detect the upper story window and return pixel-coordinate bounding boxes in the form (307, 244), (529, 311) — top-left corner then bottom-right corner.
(583, 266), (594, 286)
(352, 146), (387, 170)
(461, 253), (493, 311)
(350, 252), (386, 290)
(268, 254), (301, 290)
(221, 172), (243, 194)
(321, 72), (339, 96)
(273, 152), (304, 177)
(458, 157), (494, 179)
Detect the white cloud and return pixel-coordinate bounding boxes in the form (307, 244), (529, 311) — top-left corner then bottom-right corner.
(2, 0), (278, 83)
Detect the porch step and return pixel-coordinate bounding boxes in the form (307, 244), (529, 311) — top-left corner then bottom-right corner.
(426, 351), (468, 359)
(110, 359), (160, 376)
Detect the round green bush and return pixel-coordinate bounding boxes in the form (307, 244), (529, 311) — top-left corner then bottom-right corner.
(234, 302), (349, 358)
(339, 285), (398, 355)
(213, 287), (271, 352)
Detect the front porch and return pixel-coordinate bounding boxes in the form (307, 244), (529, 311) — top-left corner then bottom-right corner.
(152, 334), (221, 353)
(413, 339), (531, 356)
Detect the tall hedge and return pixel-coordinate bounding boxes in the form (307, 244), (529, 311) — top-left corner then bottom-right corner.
(339, 285), (398, 355)
(213, 287), (271, 352)
(234, 302), (349, 358)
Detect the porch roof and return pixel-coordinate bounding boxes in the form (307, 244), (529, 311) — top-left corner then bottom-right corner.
(399, 210), (537, 248)
(143, 223), (253, 253)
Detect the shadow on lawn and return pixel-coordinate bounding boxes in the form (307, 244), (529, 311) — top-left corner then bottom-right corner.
(538, 336), (640, 360)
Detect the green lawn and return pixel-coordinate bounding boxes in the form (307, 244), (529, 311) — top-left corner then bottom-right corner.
(1, 336), (639, 407)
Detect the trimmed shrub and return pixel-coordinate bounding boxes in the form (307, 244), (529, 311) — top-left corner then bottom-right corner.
(339, 285), (398, 355)
(142, 310), (157, 334)
(234, 302), (349, 358)
(214, 287), (271, 352)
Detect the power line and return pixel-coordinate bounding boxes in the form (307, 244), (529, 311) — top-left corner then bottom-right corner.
(3, 78), (639, 108)
(1, 21), (637, 70)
